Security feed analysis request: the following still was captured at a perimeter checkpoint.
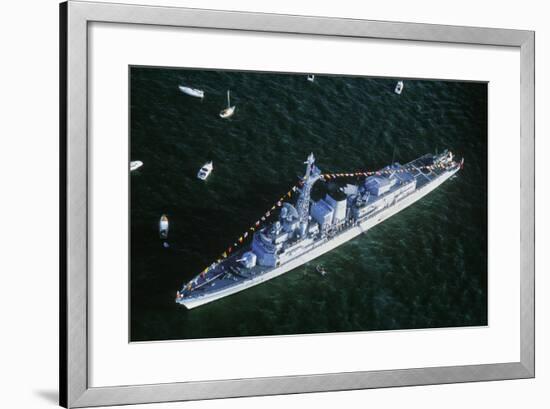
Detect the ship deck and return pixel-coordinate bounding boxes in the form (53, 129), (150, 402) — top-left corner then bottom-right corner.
(408, 154), (444, 187)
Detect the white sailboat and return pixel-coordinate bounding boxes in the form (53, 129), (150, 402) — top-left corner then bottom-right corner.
(178, 85), (204, 99)
(219, 90), (235, 119)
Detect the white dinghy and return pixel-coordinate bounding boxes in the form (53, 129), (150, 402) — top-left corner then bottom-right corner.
(219, 90), (235, 119)
(307, 74), (315, 82)
(178, 85), (204, 99)
(394, 80), (404, 95)
(197, 161), (213, 180)
(130, 161), (143, 172)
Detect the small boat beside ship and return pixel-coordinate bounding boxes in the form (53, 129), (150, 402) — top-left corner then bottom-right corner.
(394, 80), (404, 95)
(130, 161), (143, 172)
(197, 161), (213, 180)
(159, 214), (169, 239)
(178, 85), (204, 99)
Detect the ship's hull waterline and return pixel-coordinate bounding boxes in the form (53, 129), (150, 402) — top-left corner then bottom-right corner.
(178, 163), (460, 309)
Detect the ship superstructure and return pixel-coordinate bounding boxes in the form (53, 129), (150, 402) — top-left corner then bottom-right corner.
(176, 151), (462, 309)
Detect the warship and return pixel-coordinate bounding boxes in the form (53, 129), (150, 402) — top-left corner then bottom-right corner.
(176, 150), (463, 309)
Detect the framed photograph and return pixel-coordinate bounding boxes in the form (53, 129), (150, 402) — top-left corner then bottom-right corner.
(60, 1), (534, 407)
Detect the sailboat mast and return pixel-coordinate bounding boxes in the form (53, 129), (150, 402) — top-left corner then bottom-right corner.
(227, 90), (230, 108)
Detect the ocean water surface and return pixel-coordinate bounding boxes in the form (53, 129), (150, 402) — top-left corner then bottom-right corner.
(130, 67), (488, 341)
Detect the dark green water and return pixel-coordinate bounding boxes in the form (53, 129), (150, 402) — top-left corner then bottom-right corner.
(130, 66), (487, 342)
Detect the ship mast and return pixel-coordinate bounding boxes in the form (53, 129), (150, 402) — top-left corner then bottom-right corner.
(296, 153), (322, 237)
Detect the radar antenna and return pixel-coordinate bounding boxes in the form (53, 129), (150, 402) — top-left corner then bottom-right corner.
(295, 153), (322, 237)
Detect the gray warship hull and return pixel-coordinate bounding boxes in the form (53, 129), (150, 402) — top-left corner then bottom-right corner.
(177, 152), (461, 309)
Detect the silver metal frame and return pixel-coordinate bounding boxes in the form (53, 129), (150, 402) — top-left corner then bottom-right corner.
(60, 1), (535, 407)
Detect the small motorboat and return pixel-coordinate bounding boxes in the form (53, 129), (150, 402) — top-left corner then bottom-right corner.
(307, 74), (315, 82)
(159, 214), (169, 239)
(316, 265), (327, 276)
(178, 85), (204, 99)
(197, 161), (213, 180)
(219, 90), (235, 119)
(130, 160), (143, 172)
(394, 80), (404, 95)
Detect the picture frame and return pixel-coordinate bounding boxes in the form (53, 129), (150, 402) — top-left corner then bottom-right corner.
(60, 1), (534, 407)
